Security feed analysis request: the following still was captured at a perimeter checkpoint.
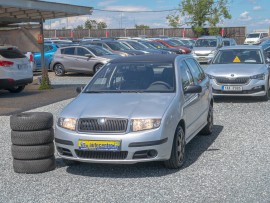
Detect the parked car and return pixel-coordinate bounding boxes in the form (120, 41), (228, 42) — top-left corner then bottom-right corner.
(244, 32), (269, 45)
(0, 46), (33, 93)
(81, 40), (145, 56)
(205, 45), (270, 100)
(169, 38), (193, 49)
(50, 45), (120, 76)
(153, 39), (191, 54)
(55, 54), (213, 169)
(222, 38), (237, 46)
(263, 44), (270, 60)
(32, 43), (58, 71)
(192, 36), (223, 63)
(139, 40), (182, 54)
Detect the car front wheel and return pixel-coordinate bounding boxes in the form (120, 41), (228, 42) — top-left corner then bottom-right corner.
(7, 85), (25, 93)
(164, 125), (185, 169)
(54, 64), (65, 76)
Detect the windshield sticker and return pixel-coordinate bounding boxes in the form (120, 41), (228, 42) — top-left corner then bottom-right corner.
(233, 56), (241, 63)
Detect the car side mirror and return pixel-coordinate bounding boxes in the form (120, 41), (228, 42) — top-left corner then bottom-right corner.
(76, 86), (85, 93)
(184, 85), (202, 94)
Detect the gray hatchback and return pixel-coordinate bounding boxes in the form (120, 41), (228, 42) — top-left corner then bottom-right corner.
(55, 55), (213, 169)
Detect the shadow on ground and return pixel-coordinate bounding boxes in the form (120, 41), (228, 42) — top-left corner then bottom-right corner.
(61, 125), (223, 178)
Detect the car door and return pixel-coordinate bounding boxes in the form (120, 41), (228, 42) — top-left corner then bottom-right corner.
(74, 47), (94, 73)
(179, 60), (201, 138)
(59, 47), (76, 71)
(185, 58), (210, 129)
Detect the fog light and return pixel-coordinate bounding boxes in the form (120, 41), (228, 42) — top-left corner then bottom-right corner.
(252, 86), (262, 90)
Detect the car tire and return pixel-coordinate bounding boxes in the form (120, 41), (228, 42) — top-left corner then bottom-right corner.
(164, 125), (185, 169)
(7, 85), (25, 93)
(94, 64), (103, 74)
(12, 143), (55, 160)
(11, 128), (54, 146)
(13, 156), (56, 174)
(54, 63), (65, 76)
(62, 159), (80, 166)
(10, 112), (53, 131)
(199, 104), (214, 135)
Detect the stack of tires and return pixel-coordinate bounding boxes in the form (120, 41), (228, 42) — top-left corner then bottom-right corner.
(10, 112), (56, 174)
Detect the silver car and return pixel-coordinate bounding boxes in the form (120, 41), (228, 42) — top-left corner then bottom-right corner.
(192, 36), (223, 63)
(50, 45), (120, 76)
(205, 45), (270, 100)
(55, 55), (213, 169)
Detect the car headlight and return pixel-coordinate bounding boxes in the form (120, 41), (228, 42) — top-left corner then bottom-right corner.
(57, 117), (77, 131)
(250, 73), (265, 80)
(180, 49), (186, 54)
(120, 53), (129, 56)
(207, 74), (215, 79)
(131, 119), (161, 132)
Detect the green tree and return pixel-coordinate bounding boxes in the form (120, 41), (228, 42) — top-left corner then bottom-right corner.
(97, 21), (107, 29)
(166, 15), (181, 28)
(167, 0), (231, 36)
(74, 25), (84, 30)
(85, 19), (97, 29)
(135, 24), (150, 29)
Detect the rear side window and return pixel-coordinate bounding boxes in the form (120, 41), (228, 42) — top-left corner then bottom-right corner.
(180, 61), (194, 90)
(0, 49), (26, 58)
(223, 41), (230, 46)
(185, 59), (205, 84)
(44, 45), (53, 52)
(61, 47), (75, 55)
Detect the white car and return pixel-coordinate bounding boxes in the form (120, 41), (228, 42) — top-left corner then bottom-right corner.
(244, 32), (269, 45)
(0, 46), (33, 93)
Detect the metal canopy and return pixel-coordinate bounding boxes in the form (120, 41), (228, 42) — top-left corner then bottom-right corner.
(0, 0), (92, 25)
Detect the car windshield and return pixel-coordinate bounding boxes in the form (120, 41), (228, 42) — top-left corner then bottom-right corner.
(213, 49), (263, 64)
(87, 46), (113, 56)
(170, 40), (185, 46)
(150, 42), (167, 49)
(106, 42), (130, 51)
(195, 39), (217, 47)
(164, 40), (178, 46)
(125, 41), (147, 50)
(247, 33), (260, 38)
(140, 41), (157, 49)
(84, 62), (175, 93)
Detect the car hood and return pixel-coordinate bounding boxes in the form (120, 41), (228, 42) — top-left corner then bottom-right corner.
(96, 54), (120, 60)
(122, 50), (145, 55)
(205, 64), (267, 77)
(193, 47), (217, 54)
(60, 93), (175, 119)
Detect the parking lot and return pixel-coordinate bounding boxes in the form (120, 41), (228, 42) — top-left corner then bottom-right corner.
(1, 73), (270, 202)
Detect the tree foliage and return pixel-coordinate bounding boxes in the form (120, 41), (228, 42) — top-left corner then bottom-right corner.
(74, 25), (84, 30)
(166, 15), (181, 28)
(167, 0), (231, 36)
(135, 24), (150, 29)
(85, 19), (107, 29)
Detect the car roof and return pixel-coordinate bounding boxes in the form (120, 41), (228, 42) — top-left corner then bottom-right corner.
(109, 54), (187, 64)
(198, 36), (221, 39)
(220, 45), (262, 50)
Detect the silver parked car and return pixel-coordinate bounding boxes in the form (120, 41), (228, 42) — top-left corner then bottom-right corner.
(50, 45), (120, 76)
(55, 55), (213, 169)
(205, 45), (270, 100)
(192, 36), (223, 63)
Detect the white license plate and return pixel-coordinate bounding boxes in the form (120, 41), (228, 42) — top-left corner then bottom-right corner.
(18, 64), (28, 70)
(222, 86), (243, 91)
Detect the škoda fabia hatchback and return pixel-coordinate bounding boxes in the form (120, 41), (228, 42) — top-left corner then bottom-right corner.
(55, 55), (213, 169)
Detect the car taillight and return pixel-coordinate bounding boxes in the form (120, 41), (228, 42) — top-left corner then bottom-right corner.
(0, 60), (14, 67)
(29, 54), (34, 62)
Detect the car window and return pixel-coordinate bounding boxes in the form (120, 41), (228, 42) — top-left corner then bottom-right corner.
(185, 58), (205, 84)
(0, 49), (26, 58)
(61, 47), (75, 55)
(223, 40), (230, 46)
(180, 61), (194, 90)
(195, 39), (217, 47)
(76, 48), (90, 56)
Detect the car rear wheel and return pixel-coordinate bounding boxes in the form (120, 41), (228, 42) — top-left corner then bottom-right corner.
(7, 85), (25, 93)
(199, 104), (213, 135)
(164, 125), (185, 169)
(54, 63), (65, 76)
(94, 64), (103, 74)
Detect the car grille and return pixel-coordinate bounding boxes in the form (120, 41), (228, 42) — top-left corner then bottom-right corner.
(195, 53), (209, 56)
(78, 118), (128, 133)
(215, 77), (250, 84)
(75, 150), (128, 160)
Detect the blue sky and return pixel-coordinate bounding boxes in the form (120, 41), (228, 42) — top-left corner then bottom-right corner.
(43, 0), (270, 32)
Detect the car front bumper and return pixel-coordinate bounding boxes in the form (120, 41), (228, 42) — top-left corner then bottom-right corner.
(193, 55), (214, 63)
(55, 125), (172, 164)
(211, 78), (267, 97)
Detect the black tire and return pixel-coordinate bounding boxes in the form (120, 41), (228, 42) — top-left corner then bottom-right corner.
(11, 128), (54, 146)
(164, 125), (185, 169)
(13, 156), (56, 174)
(7, 85), (25, 93)
(12, 143), (55, 160)
(62, 159), (80, 166)
(54, 63), (65, 76)
(200, 104), (214, 135)
(10, 112), (53, 131)
(94, 64), (103, 74)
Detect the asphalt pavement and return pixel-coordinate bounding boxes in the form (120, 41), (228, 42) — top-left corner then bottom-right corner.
(0, 95), (270, 202)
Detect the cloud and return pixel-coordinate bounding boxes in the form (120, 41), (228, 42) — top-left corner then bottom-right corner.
(239, 11), (252, 21)
(103, 6), (149, 12)
(253, 6), (262, 11)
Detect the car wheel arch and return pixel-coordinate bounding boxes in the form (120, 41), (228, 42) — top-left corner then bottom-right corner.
(53, 62), (64, 70)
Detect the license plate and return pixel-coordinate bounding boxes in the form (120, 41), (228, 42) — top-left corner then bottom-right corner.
(18, 64), (28, 70)
(222, 86), (243, 91)
(78, 140), (121, 151)
(198, 57), (206, 61)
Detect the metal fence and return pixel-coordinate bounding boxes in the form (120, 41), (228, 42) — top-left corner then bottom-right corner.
(44, 27), (247, 44)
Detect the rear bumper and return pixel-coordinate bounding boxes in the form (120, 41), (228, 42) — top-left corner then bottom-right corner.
(0, 78), (33, 89)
